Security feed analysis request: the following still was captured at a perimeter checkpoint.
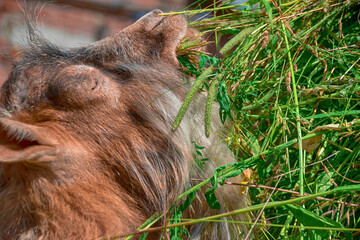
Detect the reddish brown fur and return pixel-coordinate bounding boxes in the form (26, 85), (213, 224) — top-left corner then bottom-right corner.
(0, 10), (248, 240)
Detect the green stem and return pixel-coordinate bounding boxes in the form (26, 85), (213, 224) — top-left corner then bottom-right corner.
(282, 21), (305, 239)
(159, 4), (252, 16)
(281, 23), (304, 196)
(169, 219), (360, 232)
(241, 92), (339, 112)
(112, 185), (359, 238)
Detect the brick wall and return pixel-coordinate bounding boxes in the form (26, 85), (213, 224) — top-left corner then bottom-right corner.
(0, 0), (187, 85)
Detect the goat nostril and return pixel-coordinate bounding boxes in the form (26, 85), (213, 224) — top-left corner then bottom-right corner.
(91, 81), (99, 91)
(152, 9), (163, 15)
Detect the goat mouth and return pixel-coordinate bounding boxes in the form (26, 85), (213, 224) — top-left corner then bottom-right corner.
(0, 119), (57, 163)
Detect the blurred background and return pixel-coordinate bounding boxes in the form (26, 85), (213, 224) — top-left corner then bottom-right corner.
(0, 0), (206, 85)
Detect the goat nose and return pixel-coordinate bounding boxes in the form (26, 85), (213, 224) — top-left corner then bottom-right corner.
(149, 9), (163, 15)
(141, 9), (163, 19)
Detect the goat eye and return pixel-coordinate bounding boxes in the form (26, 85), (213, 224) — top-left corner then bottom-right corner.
(46, 66), (108, 108)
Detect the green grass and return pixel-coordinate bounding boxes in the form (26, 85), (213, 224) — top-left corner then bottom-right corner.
(120, 0), (360, 239)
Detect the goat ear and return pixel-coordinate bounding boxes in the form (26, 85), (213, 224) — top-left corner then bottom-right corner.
(0, 119), (57, 163)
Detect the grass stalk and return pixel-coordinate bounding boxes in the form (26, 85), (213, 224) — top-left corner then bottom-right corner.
(164, 1), (360, 238)
(281, 23), (304, 196)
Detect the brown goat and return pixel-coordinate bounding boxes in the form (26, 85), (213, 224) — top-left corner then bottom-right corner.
(0, 10), (248, 239)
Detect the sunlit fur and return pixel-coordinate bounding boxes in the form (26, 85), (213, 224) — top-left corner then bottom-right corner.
(0, 10), (248, 239)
